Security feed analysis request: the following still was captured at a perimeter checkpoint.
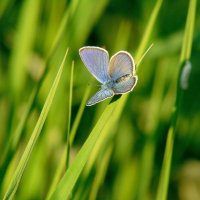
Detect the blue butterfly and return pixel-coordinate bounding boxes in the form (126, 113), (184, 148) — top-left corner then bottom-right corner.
(79, 46), (138, 106)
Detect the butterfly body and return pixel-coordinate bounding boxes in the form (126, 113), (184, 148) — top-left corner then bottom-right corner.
(79, 46), (138, 106)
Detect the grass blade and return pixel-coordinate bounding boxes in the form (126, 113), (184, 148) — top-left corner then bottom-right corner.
(3, 49), (68, 200)
(0, 0), (81, 186)
(9, 0), (41, 100)
(89, 145), (113, 200)
(70, 85), (91, 144)
(156, 1), (196, 200)
(180, 0), (196, 62)
(66, 61), (74, 168)
(136, 0), (163, 71)
(45, 85), (91, 200)
(49, 103), (117, 200)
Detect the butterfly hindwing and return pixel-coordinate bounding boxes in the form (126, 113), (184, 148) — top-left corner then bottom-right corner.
(112, 75), (138, 94)
(108, 51), (135, 80)
(87, 88), (114, 106)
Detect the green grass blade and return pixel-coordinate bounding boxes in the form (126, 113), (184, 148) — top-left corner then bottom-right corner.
(136, 64), (169, 200)
(70, 86), (91, 144)
(66, 61), (74, 168)
(156, 1), (196, 200)
(0, 0), (79, 185)
(47, 0), (80, 58)
(0, 0), (11, 17)
(8, 0), (41, 100)
(45, 85), (91, 200)
(89, 145), (113, 200)
(156, 127), (174, 200)
(3, 49), (68, 200)
(0, 89), (36, 188)
(180, 0), (196, 62)
(49, 103), (117, 200)
(67, 0), (109, 48)
(46, 146), (67, 200)
(136, 0), (163, 71)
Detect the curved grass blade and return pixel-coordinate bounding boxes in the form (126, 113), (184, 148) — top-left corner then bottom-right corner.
(0, 89), (36, 190)
(3, 49), (68, 200)
(156, 1), (196, 200)
(0, 0), (80, 186)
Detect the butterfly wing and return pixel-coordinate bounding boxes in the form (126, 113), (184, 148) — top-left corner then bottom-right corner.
(79, 47), (110, 83)
(108, 51), (136, 80)
(112, 75), (138, 94)
(87, 88), (114, 106)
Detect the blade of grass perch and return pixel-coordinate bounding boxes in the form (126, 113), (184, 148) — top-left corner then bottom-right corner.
(75, 24), (153, 200)
(79, 20), (131, 177)
(49, 0), (163, 199)
(156, 1), (196, 200)
(49, 102), (117, 200)
(3, 49), (68, 200)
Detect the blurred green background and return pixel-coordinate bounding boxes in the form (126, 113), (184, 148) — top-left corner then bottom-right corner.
(0, 0), (200, 199)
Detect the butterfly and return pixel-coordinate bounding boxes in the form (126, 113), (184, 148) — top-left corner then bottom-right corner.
(79, 46), (138, 106)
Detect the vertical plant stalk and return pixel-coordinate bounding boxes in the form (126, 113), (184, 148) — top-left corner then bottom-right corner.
(136, 64), (168, 200)
(156, 1), (196, 200)
(70, 86), (91, 144)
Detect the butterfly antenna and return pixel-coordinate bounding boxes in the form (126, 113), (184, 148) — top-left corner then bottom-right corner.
(136, 43), (154, 67)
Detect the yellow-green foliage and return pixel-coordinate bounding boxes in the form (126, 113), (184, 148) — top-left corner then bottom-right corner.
(0, 0), (199, 200)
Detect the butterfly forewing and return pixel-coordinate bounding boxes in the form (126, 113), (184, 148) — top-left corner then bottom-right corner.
(87, 88), (114, 106)
(112, 76), (138, 94)
(108, 51), (135, 80)
(79, 47), (110, 83)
